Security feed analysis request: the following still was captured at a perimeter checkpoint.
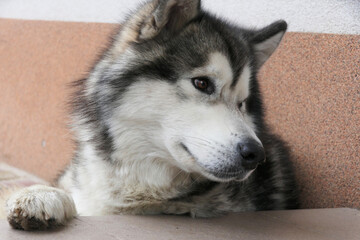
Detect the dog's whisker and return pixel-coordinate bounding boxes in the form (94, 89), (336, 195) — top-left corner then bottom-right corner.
(180, 135), (215, 145)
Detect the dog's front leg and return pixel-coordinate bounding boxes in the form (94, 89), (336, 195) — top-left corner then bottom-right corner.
(6, 185), (76, 230)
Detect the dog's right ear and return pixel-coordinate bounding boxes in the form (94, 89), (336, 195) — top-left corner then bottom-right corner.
(138, 0), (201, 40)
(112, 0), (201, 55)
(250, 20), (287, 68)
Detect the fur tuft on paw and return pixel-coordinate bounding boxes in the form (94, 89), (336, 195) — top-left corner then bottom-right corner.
(6, 185), (76, 231)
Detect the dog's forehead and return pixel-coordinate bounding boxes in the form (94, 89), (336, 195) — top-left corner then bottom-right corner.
(192, 52), (233, 83)
(193, 51), (251, 101)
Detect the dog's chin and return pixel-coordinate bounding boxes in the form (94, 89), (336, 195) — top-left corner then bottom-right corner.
(179, 142), (255, 183)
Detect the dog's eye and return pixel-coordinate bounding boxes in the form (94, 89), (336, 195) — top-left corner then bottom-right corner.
(238, 98), (247, 110)
(191, 77), (214, 94)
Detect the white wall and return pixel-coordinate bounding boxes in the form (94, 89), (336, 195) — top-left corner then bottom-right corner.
(0, 0), (359, 34)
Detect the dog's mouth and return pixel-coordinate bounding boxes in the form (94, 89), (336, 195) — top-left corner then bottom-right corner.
(180, 142), (193, 157)
(208, 169), (255, 181)
(202, 166), (254, 182)
(207, 169), (245, 179)
(179, 142), (255, 182)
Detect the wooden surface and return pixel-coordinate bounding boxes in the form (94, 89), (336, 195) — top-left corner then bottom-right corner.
(0, 208), (359, 240)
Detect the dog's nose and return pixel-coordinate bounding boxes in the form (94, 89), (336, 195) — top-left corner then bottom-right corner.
(238, 139), (265, 170)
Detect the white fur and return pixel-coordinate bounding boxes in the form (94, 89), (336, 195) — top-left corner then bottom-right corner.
(6, 185), (76, 228)
(235, 64), (251, 102)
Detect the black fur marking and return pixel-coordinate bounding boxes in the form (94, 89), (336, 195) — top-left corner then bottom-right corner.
(251, 134), (300, 210)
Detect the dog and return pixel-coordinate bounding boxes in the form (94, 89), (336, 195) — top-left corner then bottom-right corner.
(6, 0), (299, 230)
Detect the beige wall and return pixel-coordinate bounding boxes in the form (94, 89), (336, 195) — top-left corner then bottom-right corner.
(0, 19), (359, 209)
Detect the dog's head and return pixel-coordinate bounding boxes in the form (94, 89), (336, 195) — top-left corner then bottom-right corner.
(92, 0), (287, 182)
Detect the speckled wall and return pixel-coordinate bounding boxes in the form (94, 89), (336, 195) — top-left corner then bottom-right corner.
(259, 33), (360, 208)
(0, 19), (359, 209)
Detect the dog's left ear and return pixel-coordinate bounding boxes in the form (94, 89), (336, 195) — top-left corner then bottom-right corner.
(250, 20), (287, 68)
(139, 0), (201, 40)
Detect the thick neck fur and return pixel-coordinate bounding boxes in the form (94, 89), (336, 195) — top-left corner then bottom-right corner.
(104, 121), (200, 201)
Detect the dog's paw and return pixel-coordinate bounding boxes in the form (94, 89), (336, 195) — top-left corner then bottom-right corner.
(6, 185), (76, 230)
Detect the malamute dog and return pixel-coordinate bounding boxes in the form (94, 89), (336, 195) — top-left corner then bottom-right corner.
(6, 0), (298, 230)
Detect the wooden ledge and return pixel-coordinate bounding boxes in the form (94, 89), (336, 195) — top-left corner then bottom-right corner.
(1, 208), (359, 240)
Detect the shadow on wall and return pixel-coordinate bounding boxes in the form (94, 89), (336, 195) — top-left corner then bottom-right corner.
(259, 33), (360, 209)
